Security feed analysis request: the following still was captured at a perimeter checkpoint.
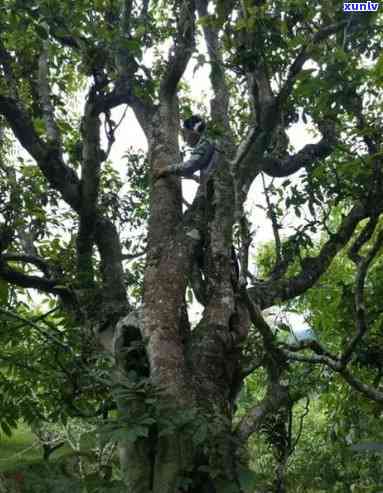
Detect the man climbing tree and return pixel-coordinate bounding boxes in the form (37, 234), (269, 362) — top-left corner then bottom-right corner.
(154, 114), (218, 184)
(0, 1), (382, 492)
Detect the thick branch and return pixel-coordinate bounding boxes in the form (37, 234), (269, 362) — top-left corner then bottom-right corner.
(340, 367), (383, 402)
(76, 87), (103, 287)
(2, 253), (52, 278)
(90, 1), (155, 132)
(232, 124), (258, 169)
(234, 19), (345, 190)
(94, 217), (127, 306)
(196, 0), (231, 127)
(252, 66), (275, 129)
(241, 287), (277, 353)
(259, 131), (336, 178)
(0, 256), (72, 301)
(38, 43), (62, 147)
(237, 2), (275, 129)
(92, 82), (155, 140)
(0, 95), (81, 211)
(160, 0), (196, 99)
(284, 350), (335, 366)
(121, 249), (147, 261)
(282, 339), (337, 361)
(236, 382), (289, 443)
(249, 202), (368, 308)
(119, 0), (133, 36)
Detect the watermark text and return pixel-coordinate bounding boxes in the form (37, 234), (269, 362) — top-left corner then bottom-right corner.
(343, 1), (380, 11)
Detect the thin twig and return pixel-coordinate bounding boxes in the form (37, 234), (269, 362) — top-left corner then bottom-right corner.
(261, 173), (281, 264)
(289, 397), (310, 456)
(0, 307), (71, 351)
(341, 229), (383, 366)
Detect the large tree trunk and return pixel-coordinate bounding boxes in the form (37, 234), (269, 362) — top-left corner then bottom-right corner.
(104, 89), (250, 491)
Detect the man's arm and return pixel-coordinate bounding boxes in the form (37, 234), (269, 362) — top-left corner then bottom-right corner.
(155, 138), (215, 179)
(174, 139), (215, 177)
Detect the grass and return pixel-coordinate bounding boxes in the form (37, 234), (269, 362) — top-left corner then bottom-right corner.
(0, 423), (125, 492)
(0, 423), (41, 473)
(0, 422), (71, 473)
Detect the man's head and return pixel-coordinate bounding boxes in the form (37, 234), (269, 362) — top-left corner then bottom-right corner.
(182, 115), (206, 147)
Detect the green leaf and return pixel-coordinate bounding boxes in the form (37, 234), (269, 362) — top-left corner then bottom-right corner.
(35, 23), (48, 39)
(1, 421), (12, 437)
(33, 118), (46, 135)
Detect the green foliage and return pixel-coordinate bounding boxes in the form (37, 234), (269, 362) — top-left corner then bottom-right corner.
(101, 377), (217, 446)
(1, 451), (125, 493)
(0, 420), (125, 491)
(0, 302), (114, 437)
(0, 0), (383, 490)
(246, 213), (383, 490)
(241, 375), (383, 492)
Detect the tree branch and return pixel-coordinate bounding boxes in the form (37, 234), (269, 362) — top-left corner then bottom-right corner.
(289, 397), (310, 456)
(0, 307), (71, 351)
(196, 0), (232, 126)
(94, 217), (127, 307)
(76, 86), (104, 287)
(262, 174), (282, 264)
(38, 43), (62, 147)
(236, 0), (276, 128)
(231, 124), (258, 169)
(340, 367), (383, 402)
(120, 249), (147, 261)
(88, 1), (155, 131)
(160, 0), (196, 99)
(241, 287), (286, 362)
(277, 20), (348, 107)
(2, 253), (52, 278)
(340, 228), (383, 366)
(259, 126), (336, 178)
(233, 18), (346, 191)
(236, 382), (290, 443)
(0, 256), (72, 301)
(283, 348), (383, 403)
(0, 95), (81, 212)
(249, 201), (369, 309)
(348, 216), (378, 264)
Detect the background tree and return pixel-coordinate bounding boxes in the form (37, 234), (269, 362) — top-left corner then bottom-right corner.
(0, 0), (382, 492)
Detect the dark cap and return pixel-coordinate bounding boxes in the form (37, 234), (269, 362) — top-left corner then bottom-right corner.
(183, 115), (206, 133)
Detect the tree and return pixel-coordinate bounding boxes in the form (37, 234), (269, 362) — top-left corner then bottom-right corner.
(0, 0), (382, 491)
